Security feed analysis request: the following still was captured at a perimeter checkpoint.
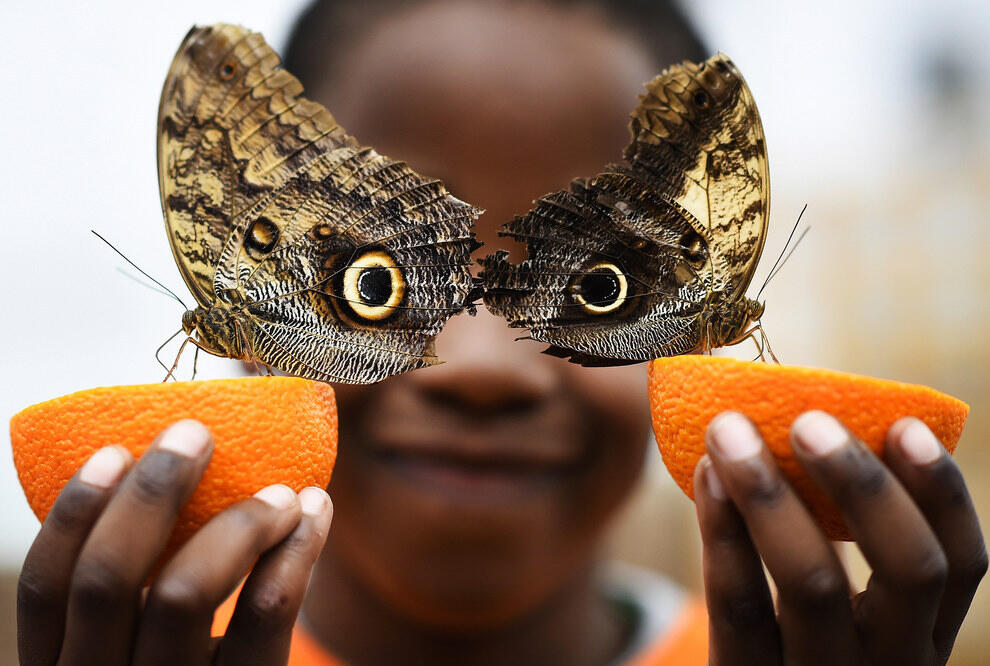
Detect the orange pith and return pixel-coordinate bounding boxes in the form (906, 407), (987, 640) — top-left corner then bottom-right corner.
(10, 377), (337, 562)
(648, 356), (969, 540)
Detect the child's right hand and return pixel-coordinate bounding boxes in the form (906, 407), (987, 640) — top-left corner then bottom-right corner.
(16, 419), (332, 666)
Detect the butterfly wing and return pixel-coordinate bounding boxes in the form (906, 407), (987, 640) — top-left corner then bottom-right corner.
(158, 24), (481, 383)
(626, 53), (769, 301)
(481, 53), (768, 364)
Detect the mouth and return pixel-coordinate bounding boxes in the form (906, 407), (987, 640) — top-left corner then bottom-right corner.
(363, 421), (590, 504)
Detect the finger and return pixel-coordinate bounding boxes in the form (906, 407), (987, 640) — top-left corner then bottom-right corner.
(17, 446), (132, 666)
(58, 420), (213, 666)
(791, 411), (947, 664)
(884, 417), (987, 662)
(131, 484), (303, 666)
(216, 487), (333, 666)
(693, 456), (781, 666)
(706, 412), (858, 666)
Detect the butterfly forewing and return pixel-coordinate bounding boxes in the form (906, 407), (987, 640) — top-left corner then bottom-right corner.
(158, 24), (481, 383)
(481, 53), (769, 364)
(627, 55), (769, 299)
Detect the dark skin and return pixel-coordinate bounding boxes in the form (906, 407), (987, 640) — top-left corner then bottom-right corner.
(18, 2), (986, 665)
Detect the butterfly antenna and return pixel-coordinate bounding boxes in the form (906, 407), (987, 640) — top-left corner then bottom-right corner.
(91, 230), (189, 310)
(756, 204), (809, 302)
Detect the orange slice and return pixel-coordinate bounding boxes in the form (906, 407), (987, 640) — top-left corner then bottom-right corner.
(10, 377), (337, 564)
(648, 356), (968, 540)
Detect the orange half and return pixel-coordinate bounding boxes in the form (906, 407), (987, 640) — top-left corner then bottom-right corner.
(10, 376), (337, 564)
(648, 356), (968, 540)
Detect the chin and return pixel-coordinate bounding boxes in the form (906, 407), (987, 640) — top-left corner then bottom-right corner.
(328, 436), (646, 632)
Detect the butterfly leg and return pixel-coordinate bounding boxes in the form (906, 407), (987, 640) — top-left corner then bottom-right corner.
(759, 324), (781, 364)
(163, 336), (209, 382)
(155, 328), (184, 378)
(244, 358), (270, 377)
(734, 323), (780, 364)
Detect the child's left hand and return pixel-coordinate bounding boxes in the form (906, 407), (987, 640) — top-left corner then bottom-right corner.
(695, 410), (986, 665)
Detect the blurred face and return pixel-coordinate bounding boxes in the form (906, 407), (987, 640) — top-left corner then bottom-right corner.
(308, 1), (657, 627)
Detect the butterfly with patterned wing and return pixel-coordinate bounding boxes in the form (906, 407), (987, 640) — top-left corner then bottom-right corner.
(481, 54), (769, 366)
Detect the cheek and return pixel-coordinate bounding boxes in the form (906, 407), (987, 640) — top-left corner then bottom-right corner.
(565, 364), (651, 442)
(563, 362), (652, 533)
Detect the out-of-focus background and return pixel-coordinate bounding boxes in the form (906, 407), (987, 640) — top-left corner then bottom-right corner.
(0, 0), (987, 662)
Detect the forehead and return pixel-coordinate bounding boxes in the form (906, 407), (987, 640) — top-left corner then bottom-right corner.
(309, 1), (657, 240)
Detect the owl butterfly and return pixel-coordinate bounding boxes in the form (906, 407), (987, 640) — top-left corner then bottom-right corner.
(159, 24), (481, 384)
(481, 54), (769, 365)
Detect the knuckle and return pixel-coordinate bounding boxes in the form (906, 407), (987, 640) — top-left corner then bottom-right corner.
(784, 566), (847, 612)
(736, 462), (787, 507)
(278, 525), (316, 556)
(239, 581), (296, 631)
(149, 573), (210, 619)
(713, 584), (773, 632)
(47, 484), (101, 532)
(930, 460), (971, 508)
(17, 566), (57, 616)
(220, 504), (267, 545)
(707, 512), (750, 545)
(920, 548), (950, 586)
(845, 464), (888, 500)
(896, 547), (949, 595)
(833, 447), (888, 502)
(952, 547), (988, 589)
(130, 452), (186, 504)
(69, 556), (132, 613)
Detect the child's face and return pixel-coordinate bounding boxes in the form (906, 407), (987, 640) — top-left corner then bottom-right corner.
(312, 2), (659, 626)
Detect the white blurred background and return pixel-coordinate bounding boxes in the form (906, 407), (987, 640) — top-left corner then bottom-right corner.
(1, 0), (988, 662)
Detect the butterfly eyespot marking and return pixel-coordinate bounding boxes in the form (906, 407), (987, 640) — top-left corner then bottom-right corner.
(244, 217), (280, 258)
(342, 251), (405, 321)
(679, 230), (707, 265)
(312, 224), (335, 240)
(218, 59), (237, 80)
(571, 262), (628, 315)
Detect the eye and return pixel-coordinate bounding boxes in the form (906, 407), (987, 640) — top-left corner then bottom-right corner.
(341, 251), (405, 320)
(571, 262), (628, 314)
(693, 91), (710, 108)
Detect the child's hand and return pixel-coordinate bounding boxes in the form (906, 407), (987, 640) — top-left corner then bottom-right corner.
(695, 411), (986, 666)
(16, 420), (332, 666)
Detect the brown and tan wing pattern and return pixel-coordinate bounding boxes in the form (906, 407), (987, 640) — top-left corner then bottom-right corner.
(481, 53), (769, 365)
(159, 24), (481, 383)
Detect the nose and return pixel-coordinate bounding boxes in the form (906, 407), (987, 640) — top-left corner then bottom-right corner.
(406, 307), (559, 417)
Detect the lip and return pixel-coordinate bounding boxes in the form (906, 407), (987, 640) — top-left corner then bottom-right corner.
(362, 411), (590, 504)
(372, 447), (576, 503)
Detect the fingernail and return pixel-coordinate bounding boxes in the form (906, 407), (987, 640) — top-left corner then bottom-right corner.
(299, 486), (331, 517)
(709, 412), (761, 461)
(158, 420), (211, 458)
(701, 458), (726, 500)
(900, 420), (942, 465)
(79, 446), (129, 488)
(254, 484), (297, 510)
(792, 411), (848, 457)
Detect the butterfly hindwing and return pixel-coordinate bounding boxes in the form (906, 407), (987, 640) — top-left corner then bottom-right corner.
(158, 24), (481, 383)
(481, 53), (769, 364)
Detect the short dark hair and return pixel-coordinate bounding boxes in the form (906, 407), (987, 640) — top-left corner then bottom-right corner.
(283, 0), (708, 92)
